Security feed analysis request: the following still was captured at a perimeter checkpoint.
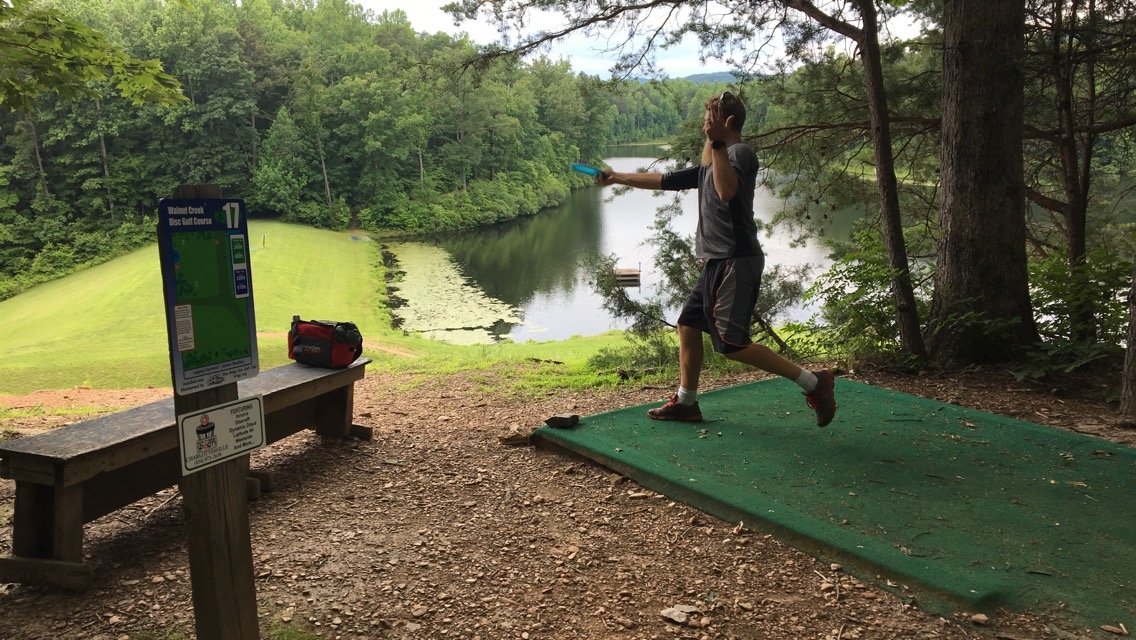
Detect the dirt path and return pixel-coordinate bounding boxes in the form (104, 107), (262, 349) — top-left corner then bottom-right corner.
(0, 364), (1127, 639)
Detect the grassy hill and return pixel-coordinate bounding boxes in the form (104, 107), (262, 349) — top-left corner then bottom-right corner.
(0, 221), (395, 393)
(0, 221), (629, 395)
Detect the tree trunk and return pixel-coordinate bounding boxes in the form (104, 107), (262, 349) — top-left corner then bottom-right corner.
(928, 0), (1040, 364)
(1120, 258), (1136, 427)
(856, 0), (927, 364)
(317, 136), (332, 207)
(251, 114), (258, 169)
(27, 114), (49, 198)
(1051, 0), (1097, 343)
(95, 99), (115, 224)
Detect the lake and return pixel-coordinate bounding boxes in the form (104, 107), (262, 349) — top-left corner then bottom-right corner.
(382, 145), (846, 345)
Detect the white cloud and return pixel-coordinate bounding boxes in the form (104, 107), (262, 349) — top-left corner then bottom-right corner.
(355, 0), (728, 78)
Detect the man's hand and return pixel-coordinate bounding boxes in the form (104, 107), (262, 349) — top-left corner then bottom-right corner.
(704, 101), (733, 143)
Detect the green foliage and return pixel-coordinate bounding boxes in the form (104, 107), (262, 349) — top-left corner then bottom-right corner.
(607, 80), (716, 144)
(0, 0), (184, 111)
(253, 107), (309, 216)
(803, 227), (931, 364)
(758, 45), (941, 242)
(1030, 247), (1132, 345)
(1013, 339), (1123, 386)
(1013, 245), (1132, 382)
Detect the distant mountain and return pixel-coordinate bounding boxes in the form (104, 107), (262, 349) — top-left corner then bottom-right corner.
(681, 71), (740, 84)
(630, 71), (740, 84)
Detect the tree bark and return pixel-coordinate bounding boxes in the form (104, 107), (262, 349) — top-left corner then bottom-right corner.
(250, 114), (258, 170)
(95, 99), (115, 224)
(855, 0), (927, 363)
(1049, 0), (1097, 342)
(928, 0), (1040, 364)
(1120, 258), (1136, 427)
(317, 135), (332, 207)
(27, 114), (49, 198)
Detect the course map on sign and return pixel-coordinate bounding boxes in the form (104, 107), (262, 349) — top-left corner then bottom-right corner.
(159, 199), (258, 394)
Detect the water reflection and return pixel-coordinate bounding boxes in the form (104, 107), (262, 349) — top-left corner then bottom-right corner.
(384, 145), (841, 344)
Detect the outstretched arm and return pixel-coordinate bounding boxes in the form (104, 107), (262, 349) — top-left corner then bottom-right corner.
(596, 171), (663, 190)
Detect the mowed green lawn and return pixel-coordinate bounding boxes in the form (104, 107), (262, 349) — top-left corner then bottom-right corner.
(0, 221), (391, 394)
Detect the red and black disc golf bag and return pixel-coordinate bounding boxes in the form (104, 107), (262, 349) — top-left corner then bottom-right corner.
(288, 317), (363, 368)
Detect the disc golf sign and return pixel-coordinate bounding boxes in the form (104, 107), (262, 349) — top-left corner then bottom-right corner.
(158, 199), (259, 394)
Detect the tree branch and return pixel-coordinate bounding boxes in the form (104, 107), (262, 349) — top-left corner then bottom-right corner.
(1024, 185), (1068, 215)
(782, 0), (863, 42)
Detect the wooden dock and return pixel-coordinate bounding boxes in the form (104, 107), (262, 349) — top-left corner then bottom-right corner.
(613, 267), (640, 287)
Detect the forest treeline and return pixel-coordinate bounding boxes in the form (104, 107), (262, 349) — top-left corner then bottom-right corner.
(0, 0), (726, 300)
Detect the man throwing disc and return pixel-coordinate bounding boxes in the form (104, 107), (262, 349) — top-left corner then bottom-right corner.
(595, 92), (837, 426)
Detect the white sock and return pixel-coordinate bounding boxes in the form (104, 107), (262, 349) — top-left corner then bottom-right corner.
(796, 369), (818, 393)
(676, 386), (697, 405)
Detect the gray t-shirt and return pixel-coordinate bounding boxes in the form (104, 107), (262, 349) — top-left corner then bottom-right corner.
(660, 142), (761, 259)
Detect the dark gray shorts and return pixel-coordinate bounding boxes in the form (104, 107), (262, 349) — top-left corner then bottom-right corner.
(677, 255), (764, 354)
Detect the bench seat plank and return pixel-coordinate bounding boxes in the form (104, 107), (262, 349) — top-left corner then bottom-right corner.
(0, 359), (370, 488)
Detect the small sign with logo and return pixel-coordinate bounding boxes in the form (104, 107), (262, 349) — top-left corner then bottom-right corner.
(179, 396), (266, 475)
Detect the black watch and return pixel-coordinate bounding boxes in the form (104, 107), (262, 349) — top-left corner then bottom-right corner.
(711, 140), (726, 150)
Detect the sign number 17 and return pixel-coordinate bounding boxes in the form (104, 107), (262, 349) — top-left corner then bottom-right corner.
(223, 202), (241, 229)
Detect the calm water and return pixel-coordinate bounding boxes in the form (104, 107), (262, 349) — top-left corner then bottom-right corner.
(384, 145), (847, 344)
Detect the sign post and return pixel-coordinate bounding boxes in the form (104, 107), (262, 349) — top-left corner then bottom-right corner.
(158, 184), (261, 640)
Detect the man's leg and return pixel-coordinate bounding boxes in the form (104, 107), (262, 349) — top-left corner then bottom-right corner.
(678, 323), (705, 391)
(724, 345), (837, 427)
(708, 253), (837, 427)
(647, 323), (706, 422)
(723, 343), (801, 379)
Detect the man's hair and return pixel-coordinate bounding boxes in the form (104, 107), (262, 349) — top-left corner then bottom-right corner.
(707, 91), (746, 132)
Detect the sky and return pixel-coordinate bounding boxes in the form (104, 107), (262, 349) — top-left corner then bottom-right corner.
(354, 0), (729, 78)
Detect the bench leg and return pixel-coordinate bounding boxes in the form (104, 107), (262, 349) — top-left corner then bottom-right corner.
(11, 481), (84, 563)
(11, 482), (83, 562)
(4, 481), (94, 588)
(52, 484), (84, 562)
(248, 469), (274, 492)
(12, 481), (53, 558)
(245, 476), (262, 501)
(314, 385), (354, 438)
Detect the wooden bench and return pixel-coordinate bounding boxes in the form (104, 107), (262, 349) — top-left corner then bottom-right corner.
(0, 358), (371, 589)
